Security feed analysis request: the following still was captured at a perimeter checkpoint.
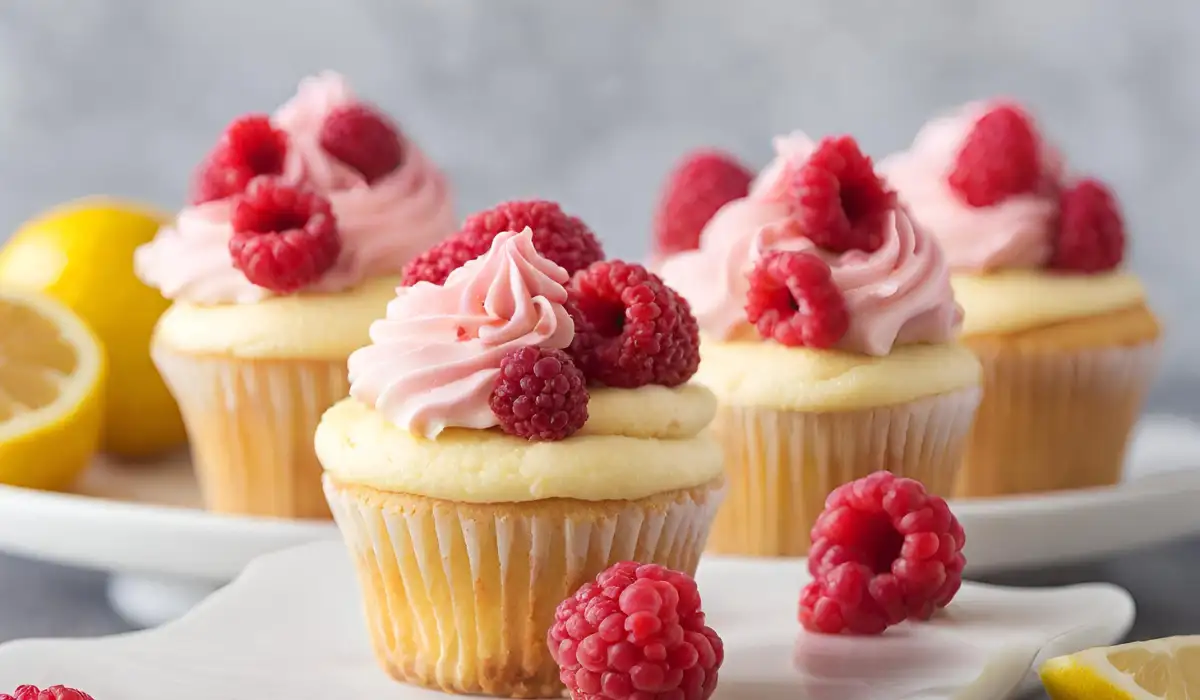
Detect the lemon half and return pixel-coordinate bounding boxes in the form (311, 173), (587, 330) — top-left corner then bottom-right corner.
(1040, 636), (1200, 699)
(0, 289), (105, 490)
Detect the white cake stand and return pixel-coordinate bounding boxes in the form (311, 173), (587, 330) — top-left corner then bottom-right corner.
(1, 415), (1199, 628)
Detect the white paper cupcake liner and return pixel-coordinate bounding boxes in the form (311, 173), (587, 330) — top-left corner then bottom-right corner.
(324, 475), (723, 697)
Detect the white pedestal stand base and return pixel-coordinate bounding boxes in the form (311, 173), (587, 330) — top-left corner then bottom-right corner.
(106, 574), (221, 628)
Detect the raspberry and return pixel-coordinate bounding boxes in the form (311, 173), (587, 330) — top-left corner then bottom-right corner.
(801, 471), (966, 635)
(490, 346), (589, 441)
(0, 686), (94, 700)
(548, 562), (724, 700)
(653, 150), (753, 257)
(191, 114), (289, 205)
(319, 103), (406, 184)
(948, 103), (1042, 208)
(567, 261), (700, 388)
(228, 176), (342, 293)
(1048, 178), (1126, 273)
(402, 200), (605, 286)
(744, 250), (849, 349)
(776, 135), (896, 254)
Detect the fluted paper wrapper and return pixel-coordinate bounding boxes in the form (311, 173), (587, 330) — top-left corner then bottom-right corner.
(955, 339), (1161, 498)
(152, 344), (347, 519)
(706, 388), (980, 558)
(324, 476), (722, 698)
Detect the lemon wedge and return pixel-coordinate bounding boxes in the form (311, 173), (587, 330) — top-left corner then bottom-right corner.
(0, 289), (105, 490)
(0, 198), (184, 457)
(1040, 636), (1200, 699)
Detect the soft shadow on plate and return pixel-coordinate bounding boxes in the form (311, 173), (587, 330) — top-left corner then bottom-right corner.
(0, 542), (1134, 700)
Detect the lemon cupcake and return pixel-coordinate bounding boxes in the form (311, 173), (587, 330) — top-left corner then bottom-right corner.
(660, 133), (981, 557)
(882, 101), (1161, 497)
(317, 221), (723, 697)
(136, 73), (454, 519)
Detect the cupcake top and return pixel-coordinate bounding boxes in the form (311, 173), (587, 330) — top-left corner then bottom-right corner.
(660, 133), (962, 357)
(317, 202), (723, 502)
(881, 100), (1148, 336)
(136, 72), (455, 306)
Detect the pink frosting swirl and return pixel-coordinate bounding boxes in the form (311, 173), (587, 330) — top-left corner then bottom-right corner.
(136, 72), (455, 304)
(878, 101), (1063, 272)
(347, 228), (574, 437)
(660, 132), (961, 356)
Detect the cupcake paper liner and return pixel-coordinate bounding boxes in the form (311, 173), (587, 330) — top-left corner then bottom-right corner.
(324, 475), (723, 698)
(955, 338), (1161, 498)
(705, 387), (981, 557)
(152, 344), (347, 519)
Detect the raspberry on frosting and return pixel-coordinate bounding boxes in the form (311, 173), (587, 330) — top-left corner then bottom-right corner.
(402, 200), (605, 286)
(744, 249), (850, 349)
(319, 103), (406, 184)
(947, 103), (1042, 208)
(548, 561), (724, 700)
(801, 471), (966, 635)
(653, 149), (754, 258)
(490, 346), (589, 441)
(769, 136), (896, 254)
(568, 261), (701, 389)
(228, 176), (342, 293)
(0, 686), (94, 700)
(1049, 178), (1126, 273)
(191, 114), (289, 205)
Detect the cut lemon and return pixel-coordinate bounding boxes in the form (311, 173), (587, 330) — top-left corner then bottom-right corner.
(1040, 636), (1200, 699)
(0, 289), (105, 490)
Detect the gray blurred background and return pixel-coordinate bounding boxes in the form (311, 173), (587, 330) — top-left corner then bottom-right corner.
(0, 0), (1195, 380)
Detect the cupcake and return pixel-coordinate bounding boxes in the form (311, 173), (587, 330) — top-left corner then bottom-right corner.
(136, 72), (455, 519)
(882, 101), (1161, 497)
(316, 209), (724, 697)
(659, 133), (981, 557)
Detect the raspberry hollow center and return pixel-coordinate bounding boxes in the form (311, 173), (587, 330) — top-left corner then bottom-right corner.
(848, 511), (905, 574)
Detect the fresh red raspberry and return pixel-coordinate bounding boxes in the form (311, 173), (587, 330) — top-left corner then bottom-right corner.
(191, 114), (289, 205)
(1048, 178), (1125, 273)
(775, 135), (896, 254)
(319, 103), (406, 184)
(653, 149), (753, 257)
(744, 250), (849, 349)
(0, 686), (94, 700)
(801, 471), (966, 635)
(490, 346), (589, 441)
(228, 176), (342, 293)
(402, 200), (605, 286)
(548, 562), (724, 700)
(948, 103), (1042, 208)
(567, 261), (700, 388)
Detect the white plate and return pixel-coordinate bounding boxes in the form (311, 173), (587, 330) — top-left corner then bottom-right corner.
(0, 541), (1134, 700)
(0, 415), (1196, 625)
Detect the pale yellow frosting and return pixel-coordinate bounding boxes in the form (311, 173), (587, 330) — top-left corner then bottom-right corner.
(315, 384), (723, 502)
(952, 269), (1146, 337)
(153, 276), (398, 360)
(695, 339), (981, 411)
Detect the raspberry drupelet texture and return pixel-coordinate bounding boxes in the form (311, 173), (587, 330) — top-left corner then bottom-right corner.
(801, 471), (966, 635)
(0, 686), (94, 700)
(192, 114), (289, 205)
(948, 104), (1042, 208)
(1049, 178), (1126, 273)
(653, 149), (754, 257)
(548, 561), (724, 700)
(490, 346), (589, 441)
(402, 200), (605, 286)
(567, 261), (701, 389)
(319, 103), (406, 184)
(777, 136), (896, 254)
(744, 250), (850, 349)
(228, 176), (342, 294)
